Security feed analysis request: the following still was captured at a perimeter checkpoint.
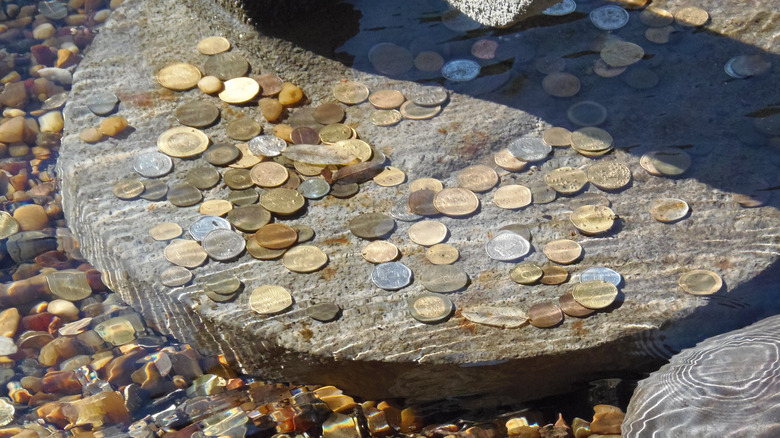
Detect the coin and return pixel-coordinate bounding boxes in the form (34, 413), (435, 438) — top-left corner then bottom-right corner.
(414, 51), (445, 72)
(442, 59), (480, 82)
(204, 273), (242, 295)
(255, 74), (285, 96)
(542, 72), (581, 98)
(199, 200), (232, 216)
(150, 222), (182, 240)
(601, 41), (645, 67)
(679, 269), (722, 295)
(361, 241), (399, 264)
(462, 306), (528, 328)
(160, 266), (192, 287)
(408, 293), (454, 324)
(246, 238), (286, 260)
(674, 7), (709, 27)
(369, 89), (405, 109)
(433, 187), (479, 217)
(319, 124), (353, 144)
(175, 101), (220, 128)
(186, 166), (220, 189)
(572, 280), (618, 309)
(642, 149), (691, 176)
(543, 239), (582, 264)
(559, 292), (595, 317)
(283, 144), (358, 165)
(204, 52), (249, 80)
(333, 81), (369, 105)
(248, 161), (287, 188)
(248, 135), (287, 158)
(400, 101), (441, 120)
(528, 181), (556, 204)
(580, 267), (622, 286)
(494, 149), (528, 172)
(426, 243), (459, 265)
(197, 36), (231, 55)
(420, 264), (468, 293)
(164, 239), (207, 268)
(371, 262), (412, 290)
(373, 166), (406, 187)
(457, 165), (498, 193)
(369, 42), (413, 76)
(46, 270), (92, 301)
(283, 245), (328, 273)
(493, 185), (532, 210)
(158, 127), (209, 158)
(202, 229), (245, 261)
(202, 143), (238, 167)
(470, 39), (498, 60)
(227, 189), (258, 207)
(226, 118), (262, 141)
(222, 168), (252, 190)
(349, 213), (396, 239)
(409, 86), (448, 107)
(225, 206), (269, 233)
(510, 262), (543, 285)
(409, 220), (448, 246)
(255, 223), (298, 249)
(586, 161), (631, 190)
(331, 182), (360, 198)
(410, 178), (443, 193)
(249, 285), (293, 314)
(650, 198), (690, 223)
(727, 55), (772, 78)
(42, 92), (68, 110)
(228, 142), (262, 168)
(589, 5), (629, 30)
(138, 182), (169, 201)
(544, 167), (588, 195)
(205, 291), (237, 302)
(543, 0), (576, 16)
(571, 205), (615, 235)
(308, 302), (341, 322)
(640, 7), (674, 26)
(332, 139), (373, 163)
(0, 212), (18, 240)
(567, 101), (608, 127)
(260, 188), (306, 215)
(498, 224), (532, 242)
(113, 178), (144, 200)
(156, 62), (201, 91)
(485, 232), (531, 261)
(87, 92), (118, 115)
(528, 302), (564, 328)
(189, 215), (232, 241)
(370, 109), (403, 126)
(168, 182), (202, 207)
(540, 264), (569, 285)
(570, 127), (613, 153)
(542, 127), (572, 147)
(645, 26), (678, 44)
(508, 136), (551, 162)
(593, 58), (627, 78)
(391, 198), (424, 221)
(39, 0), (68, 19)
(295, 178), (329, 199)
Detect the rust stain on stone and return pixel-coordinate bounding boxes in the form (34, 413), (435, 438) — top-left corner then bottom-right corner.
(299, 327), (313, 342)
(116, 91), (158, 107)
(457, 130), (490, 159)
(319, 266), (337, 281)
(454, 309), (476, 334)
(322, 235), (350, 246)
(571, 320), (589, 337)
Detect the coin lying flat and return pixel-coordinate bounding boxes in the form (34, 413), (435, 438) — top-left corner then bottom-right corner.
(197, 36), (231, 55)
(559, 292), (596, 317)
(333, 81), (369, 105)
(409, 86), (448, 107)
(499, 224), (532, 242)
(150, 222), (182, 240)
(369, 89), (405, 109)
(581, 267), (622, 286)
(164, 239), (207, 268)
(283, 144), (358, 165)
(371, 262), (412, 290)
(529, 181), (557, 204)
(457, 165), (498, 193)
(587, 161), (632, 190)
(543, 239), (582, 264)
(508, 136), (551, 162)
(246, 238), (286, 260)
(204, 52), (249, 80)
(313, 103), (345, 124)
(540, 264), (569, 285)
(493, 185), (532, 210)
(47, 270), (92, 301)
(349, 213), (396, 239)
(168, 183), (202, 207)
(134, 152), (173, 178)
(400, 101), (441, 120)
(544, 166), (588, 195)
(601, 41), (645, 67)
(204, 273), (242, 295)
(248, 135), (287, 157)
(255, 223), (298, 249)
(641, 149), (691, 176)
(528, 302), (564, 328)
(409, 220), (448, 246)
(260, 188), (305, 215)
(433, 187), (479, 217)
(510, 262), (543, 285)
(408, 293), (454, 324)
(202, 229), (245, 261)
(113, 179), (144, 200)
(572, 280), (619, 309)
(87, 92), (119, 116)
(420, 264), (468, 293)
(494, 149), (528, 172)
(160, 265), (192, 287)
(679, 269), (722, 295)
(640, 7), (674, 26)
(249, 285), (293, 314)
(156, 62), (201, 91)
(250, 161), (289, 188)
(570, 205), (615, 235)
(226, 118), (262, 141)
(319, 123), (353, 144)
(570, 127), (613, 153)
(370, 109), (403, 127)
(308, 302), (341, 322)
(298, 178), (330, 199)
(485, 232), (531, 261)
(227, 205), (271, 232)
(462, 306), (528, 329)
(442, 59), (481, 82)
(283, 245), (328, 273)
(650, 198), (690, 223)
(567, 101), (608, 127)
(542, 72), (580, 97)
(590, 5), (629, 30)
(410, 178), (444, 193)
(189, 215), (232, 242)
(186, 166), (220, 189)
(543, 0), (576, 15)
(158, 127), (210, 158)
(543, 127), (572, 147)
(408, 190), (438, 216)
(674, 6), (709, 27)
(361, 241), (399, 264)
(175, 101), (220, 128)
(426, 243), (459, 265)
(373, 166), (406, 187)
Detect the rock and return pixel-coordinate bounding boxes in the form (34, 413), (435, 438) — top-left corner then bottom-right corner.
(13, 204), (49, 231)
(98, 116), (128, 137)
(444, 0), (561, 27)
(47, 299), (80, 321)
(197, 75), (222, 94)
(278, 82), (304, 106)
(623, 315), (780, 437)
(37, 68), (72, 86)
(590, 405), (623, 435)
(32, 23), (55, 40)
(5, 231), (57, 264)
(0, 116), (25, 143)
(0, 82), (26, 108)
(38, 111), (64, 133)
(0, 308), (19, 337)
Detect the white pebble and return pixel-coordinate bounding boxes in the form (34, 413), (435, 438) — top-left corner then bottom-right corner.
(38, 111), (64, 133)
(48, 299), (80, 320)
(32, 23), (55, 40)
(37, 67), (72, 85)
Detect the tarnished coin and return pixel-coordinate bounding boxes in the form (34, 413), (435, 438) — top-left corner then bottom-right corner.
(255, 223), (298, 249)
(204, 52), (249, 80)
(571, 205), (615, 235)
(168, 182), (202, 207)
(485, 232), (531, 261)
(433, 187), (479, 217)
(283, 245), (328, 273)
(246, 238), (286, 260)
(420, 264), (468, 293)
(370, 109), (403, 127)
(543, 0), (576, 16)
(570, 127), (613, 153)
(409, 220), (448, 246)
(679, 269), (722, 295)
(332, 139), (373, 163)
(248, 135), (287, 157)
(409, 189), (439, 216)
(228, 188), (259, 206)
(369, 89), (405, 109)
(567, 101), (608, 127)
(308, 302), (341, 322)
(528, 302), (564, 328)
(226, 118), (262, 141)
(371, 262), (412, 290)
(540, 264), (569, 285)
(204, 143), (240, 166)
(589, 5), (629, 30)
(601, 41), (645, 67)
(311, 103), (345, 125)
(249, 285), (293, 315)
(113, 178), (144, 200)
(400, 101), (441, 120)
(408, 294), (454, 324)
(150, 222), (182, 240)
(206, 291), (236, 303)
(156, 62), (201, 91)
(528, 181), (557, 204)
(349, 213), (396, 239)
(462, 306), (528, 329)
(457, 165), (498, 193)
(374, 166), (406, 187)
(202, 229), (245, 261)
(441, 59), (481, 82)
(510, 262), (543, 285)
(391, 198), (424, 222)
(559, 292), (596, 317)
(542, 72), (581, 97)
(223, 168), (253, 190)
(290, 127), (319, 146)
(164, 239), (207, 268)
(409, 86), (448, 107)
(199, 199), (233, 216)
(593, 58), (627, 78)
(158, 127), (209, 158)
(87, 92), (118, 115)
(410, 178), (443, 193)
(319, 123), (353, 144)
(587, 161), (631, 190)
(641, 149), (691, 176)
(333, 81), (369, 105)
(674, 6), (709, 27)
(292, 224), (315, 243)
(441, 8), (481, 31)
(493, 185), (532, 210)
(189, 215), (232, 241)
(572, 280), (618, 309)
(250, 161), (289, 188)
(197, 36), (231, 55)
(650, 198), (690, 223)
(362, 241), (400, 264)
(298, 178), (330, 199)
(227, 205), (271, 232)
(175, 101), (220, 127)
(581, 267), (622, 286)
(256, 74), (284, 96)
(204, 273), (242, 295)
(544, 167), (588, 195)
(542, 127), (572, 147)
(0, 212), (18, 240)
(414, 51), (445, 72)
(494, 149), (528, 172)
(570, 193), (611, 210)
(186, 166), (220, 189)
(508, 136), (551, 162)
(726, 55), (772, 79)
(645, 26), (678, 44)
(543, 239), (582, 264)
(426, 243), (459, 265)
(331, 182), (361, 199)
(535, 56), (566, 75)
(160, 266), (193, 287)
(640, 7), (674, 27)
(46, 270), (92, 301)
(137, 179), (165, 200)
(229, 143), (262, 169)
(260, 188), (305, 215)
(134, 152), (173, 178)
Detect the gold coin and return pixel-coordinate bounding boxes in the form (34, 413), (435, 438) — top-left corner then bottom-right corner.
(543, 239), (582, 264)
(227, 205), (271, 232)
(645, 26), (678, 44)
(373, 166), (406, 187)
(319, 123), (353, 144)
(527, 302), (564, 328)
(600, 41), (645, 67)
(223, 168), (254, 190)
(156, 62), (201, 91)
(643, 149), (691, 176)
(283, 245), (328, 273)
(113, 178), (144, 200)
(332, 139), (373, 163)
(674, 7), (709, 27)
(158, 127), (210, 158)
(570, 127), (613, 153)
(164, 239), (207, 268)
(349, 212), (396, 239)
(313, 103), (345, 125)
(542, 72), (581, 98)
(425, 243), (459, 265)
(586, 161), (632, 190)
(283, 144), (358, 165)
(410, 177), (443, 193)
(250, 161), (289, 188)
(493, 185), (532, 209)
(219, 77), (260, 104)
(510, 262), (543, 285)
(150, 222), (182, 240)
(46, 270), (92, 301)
(361, 240), (399, 264)
(294, 161), (326, 177)
(333, 81), (369, 105)
(494, 149), (528, 172)
(570, 205), (615, 235)
(197, 36), (231, 55)
(255, 223), (298, 249)
(369, 89), (405, 109)
(540, 264), (569, 285)
(559, 291), (595, 317)
(399, 101), (441, 120)
(650, 198), (690, 223)
(0, 211), (18, 240)
(457, 165), (498, 193)
(370, 109), (403, 127)
(186, 166), (220, 189)
(228, 142), (262, 169)
(542, 127), (572, 147)
(408, 220), (448, 246)
(679, 269), (722, 295)
(249, 285), (293, 314)
(199, 199), (232, 216)
(640, 8), (674, 27)
(260, 188), (306, 215)
(572, 280), (618, 309)
(545, 167), (589, 195)
(433, 187), (479, 217)
(409, 293), (453, 323)
(246, 238), (286, 260)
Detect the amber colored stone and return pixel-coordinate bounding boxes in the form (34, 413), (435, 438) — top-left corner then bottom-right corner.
(13, 204), (48, 231)
(62, 390), (130, 429)
(0, 308), (20, 337)
(273, 124), (293, 142)
(8, 384), (32, 403)
(78, 127), (103, 143)
(172, 375), (188, 388)
(131, 361), (173, 397)
(0, 83), (27, 109)
(21, 312), (56, 332)
(42, 370), (82, 395)
(20, 376), (43, 393)
(0, 116), (25, 143)
(590, 405), (624, 435)
(104, 349), (147, 387)
(37, 401), (70, 428)
(98, 116), (129, 137)
(319, 394), (357, 413)
(84, 269), (106, 291)
(400, 407), (422, 433)
(377, 401), (402, 429)
(34, 250), (70, 269)
(364, 407), (394, 436)
(47, 315), (62, 335)
(1, 274), (50, 307)
(259, 98), (284, 122)
(47, 300), (79, 321)
(278, 83), (304, 106)
(56, 49), (79, 69)
(38, 336), (83, 367)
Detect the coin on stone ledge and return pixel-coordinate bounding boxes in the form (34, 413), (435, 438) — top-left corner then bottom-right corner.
(410, 178), (443, 193)
(540, 264), (569, 285)
(587, 161), (632, 190)
(371, 262), (412, 290)
(205, 273), (242, 295)
(202, 229), (245, 261)
(420, 264), (468, 293)
(426, 243), (459, 265)
(373, 166), (406, 187)
(160, 266), (192, 287)
(197, 36), (231, 55)
(409, 220), (448, 246)
(559, 292), (595, 317)
(543, 239), (582, 265)
(156, 62), (201, 91)
(493, 185), (532, 209)
(400, 101), (441, 120)
(349, 213), (396, 239)
(333, 81), (369, 105)
(544, 166), (588, 195)
(113, 179), (144, 200)
(650, 198), (690, 223)
(164, 239), (207, 268)
(408, 293), (454, 324)
(249, 285), (293, 315)
(494, 149), (528, 172)
(369, 89), (405, 109)
(158, 127), (209, 158)
(570, 205), (615, 235)
(457, 165), (498, 193)
(150, 222), (182, 240)
(462, 306), (528, 328)
(528, 302), (564, 328)
(679, 269), (722, 295)
(255, 223), (298, 249)
(308, 302), (341, 322)
(175, 101), (220, 128)
(283, 245), (328, 273)
(260, 188), (306, 215)
(433, 187), (479, 216)
(362, 241), (399, 264)
(485, 232), (530, 261)
(370, 109), (403, 127)
(572, 280), (618, 309)
(510, 262), (543, 285)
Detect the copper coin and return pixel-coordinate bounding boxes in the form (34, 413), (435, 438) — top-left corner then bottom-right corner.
(361, 241), (400, 264)
(250, 161), (289, 188)
(543, 239), (582, 264)
(528, 302), (564, 328)
(457, 165), (498, 193)
(255, 223), (298, 249)
(255, 74), (284, 96)
(369, 89), (405, 109)
(197, 36), (231, 55)
(313, 103), (345, 125)
(559, 292), (595, 317)
(290, 126), (320, 145)
(408, 189), (439, 216)
(349, 213), (396, 239)
(540, 264), (569, 285)
(433, 187), (479, 216)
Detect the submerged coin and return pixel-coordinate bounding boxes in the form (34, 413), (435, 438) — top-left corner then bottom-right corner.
(542, 72), (581, 97)
(400, 101), (441, 120)
(113, 179), (144, 200)
(158, 127), (209, 158)
(156, 62), (201, 91)
(189, 215), (232, 241)
(442, 59), (481, 82)
(409, 86), (449, 107)
(679, 269), (722, 295)
(601, 41), (645, 67)
(227, 205), (271, 232)
(164, 239), (207, 268)
(369, 42), (413, 75)
(426, 243), (459, 265)
(567, 101), (608, 127)
(581, 267), (622, 286)
(87, 92), (119, 115)
(543, 127), (572, 147)
(590, 5), (629, 30)
(457, 165), (498, 193)
(249, 285), (293, 314)
(150, 222), (182, 240)
(333, 81), (369, 105)
(202, 229), (245, 261)
(540, 264), (569, 285)
(433, 187), (479, 216)
(408, 294), (454, 324)
(559, 291), (596, 317)
(544, 167), (588, 195)
(510, 262), (544, 285)
(0, 212), (18, 240)
(283, 245), (328, 273)
(349, 213), (396, 239)
(543, 0), (576, 16)
(39, 0), (68, 19)
(640, 7), (674, 26)
(587, 161), (632, 190)
(175, 101), (220, 127)
(570, 205), (615, 235)
(420, 264), (468, 293)
(572, 280), (618, 309)
(308, 302), (341, 322)
(650, 198), (690, 223)
(414, 51), (445, 72)
(361, 241), (400, 264)
(371, 262), (412, 290)
(593, 58), (627, 78)
(409, 220), (448, 246)
(508, 136), (551, 162)
(485, 233), (531, 261)
(160, 266), (192, 287)
(462, 306), (528, 329)
(528, 302), (564, 328)
(543, 239), (582, 264)
(204, 273), (242, 295)
(674, 7), (709, 27)
(493, 185), (532, 209)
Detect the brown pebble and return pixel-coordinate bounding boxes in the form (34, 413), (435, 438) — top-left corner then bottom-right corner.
(590, 404), (625, 435)
(98, 116), (129, 137)
(259, 98), (284, 122)
(79, 127), (104, 143)
(278, 82), (304, 106)
(0, 82), (27, 108)
(0, 308), (20, 337)
(0, 116), (25, 143)
(13, 204), (49, 231)
(56, 49), (79, 68)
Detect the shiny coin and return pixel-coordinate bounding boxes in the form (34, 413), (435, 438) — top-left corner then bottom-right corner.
(158, 127), (209, 158)
(164, 239), (207, 268)
(42, 92), (68, 110)
(494, 149), (528, 172)
(543, 127), (572, 147)
(313, 103), (345, 125)
(528, 302), (564, 328)
(39, 0), (69, 19)
(205, 143), (240, 166)
(650, 198), (690, 223)
(331, 182), (360, 198)
(369, 42), (413, 75)
(319, 123), (353, 144)
(189, 215), (231, 241)
(510, 262), (544, 285)
(333, 81), (369, 105)
(168, 182), (202, 207)
(150, 222), (182, 240)
(420, 264), (468, 293)
(250, 161), (289, 188)
(414, 51), (445, 72)
(369, 89), (405, 109)
(249, 285), (293, 314)
(298, 178), (330, 199)
(571, 127), (613, 153)
(572, 280), (618, 309)
(493, 185), (532, 210)
(332, 139), (373, 163)
(409, 220), (448, 246)
(542, 72), (581, 98)
(540, 264), (569, 285)
(175, 100), (220, 128)
(256, 74), (284, 96)
(160, 266), (192, 287)
(409, 189), (439, 216)
(87, 92), (118, 115)
(308, 302), (341, 322)
(0, 212), (18, 240)
(186, 166), (220, 189)
(559, 291), (595, 317)
(228, 188), (259, 206)
(260, 188), (305, 215)
(373, 166), (406, 187)
(134, 151), (173, 178)
(587, 161), (631, 190)
(593, 58), (627, 78)
(223, 168), (253, 190)
(674, 7), (709, 27)
(371, 262), (413, 290)
(409, 86), (449, 107)
(640, 7), (674, 26)
(589, 5), (629, 30)
(508, 136), (551, 162)
(226, 118), (262, 141)
(567, 101), (608, 127)
(426, 243), (459, 265)
(543, 0), (576, 16)
(349, 213), (396, 239)
(642, 149), (691, 176)
(204, 52), (249, 80)
(410, 178), (444, 193)
(197, 36), (231, 55)
(462, 306), (528, 329)
(228, 142), (262, 168)
(570, 205), (615, 235)
(441, 59), (481, 82)
(544, 167), (588, 195)
(543, 239), (582, 264)
(227, 205), (271, 232)
(156, 62), (201, 91)
(601, 41), (645, 67)
(679, 269), (722, 295)
(248, 135), (287, 157)
(581, 267), (622, 286)
(283, 245), (329, 273)
(255, 223), (298, 249)
(246, 238), (286, 260)
(457, 165), (498, 193)
(202, 229), (245, 261)
(113, 178), (144, 200)
(528, 181), (557, 204)
(199, 200), (233, 217)
(46, 270), (92, 301)
(408, 294), (454, 324)
(391, 198), (424, 221)
(433, 187), (479, 216)
(370, 109), (403, 126)
(485, 232), (531, 261)
(283, 144), (357, 165)
(362, 241), (399, 264)
(400, 101), (441, 120)
(499, 224), (533, 242)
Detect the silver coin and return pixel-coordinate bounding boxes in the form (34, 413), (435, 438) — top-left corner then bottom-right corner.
(485, 232), (531, 261)
(409, 86), (449, 107)
(580, 266), (622, 286)
(390, 198), (423, 222)
(589, 5), (629, 30)
(202, 229), (245, 261)
(41, 92), (68, 110)
(87, 92), (119, 116)
(189, 215), (232, 241)
(508, 136), (552, 162)
(248, 135), (288, 157)
(543, 0), (577, 16)
(441, 59), (481, 82)
(140, 179), (168, 201)
(724, 58), (745, 79)
(160, 266), (192, 287)
(371, 262), (413, 290)
(133, 152), (173, 178)
(408, 293), (454, 324)
(297, 178), (330, 199)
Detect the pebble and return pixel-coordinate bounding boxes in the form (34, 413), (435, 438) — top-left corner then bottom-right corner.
(278, 82), (304, 105)
(197, 75), (222, 94)
(79, 127), (104, 143)
(0, 116), (25, 143)
(13, 204), (48, 231)
(259, 97), (283, 122)
(98, 116), (129, 137)
(47, 299), (80, 321)
(38, 111), (64, 133)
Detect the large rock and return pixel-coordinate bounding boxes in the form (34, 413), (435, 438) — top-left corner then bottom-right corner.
(59, 0), (780, 403)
